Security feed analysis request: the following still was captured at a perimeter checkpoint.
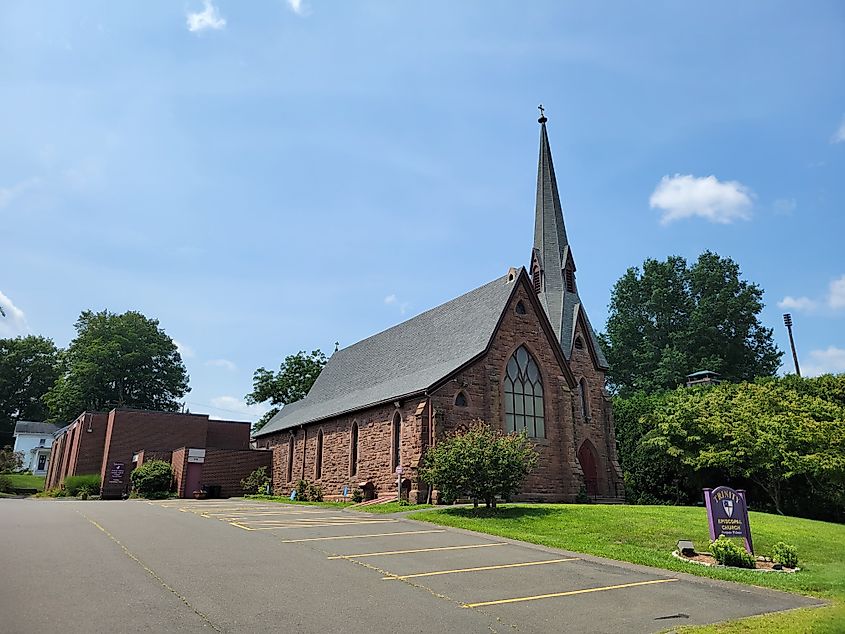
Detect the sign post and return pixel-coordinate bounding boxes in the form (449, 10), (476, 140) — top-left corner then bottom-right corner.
(396, 465), (403, 501)
(704, 486), (754, 554)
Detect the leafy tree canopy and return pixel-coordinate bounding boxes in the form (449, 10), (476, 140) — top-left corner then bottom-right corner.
(420, 420), (538, 509)
(44, 310), (189, 422)
(601, 251), (782, 395)
(247, 350), (327, 431)
(0, 335), (60, 443)
(644, 376), (845, 515)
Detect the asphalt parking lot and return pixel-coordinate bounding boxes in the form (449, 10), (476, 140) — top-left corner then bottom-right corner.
(0, 498), (821, 633)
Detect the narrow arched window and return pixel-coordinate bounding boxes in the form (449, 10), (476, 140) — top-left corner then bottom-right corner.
(504, 345), (545, 437)
(574, 336), (584, 350)
(455, 391), (468, 407)
(392, 412), (401, 469)
(515, 300), (527, 315)
(350, 422), (359, 477)
(565, 269), (575, 293)
(532, 267), (541, 293)
(579, 378), (591, 421)
(286, 432), (295, 483)
(315, 429), (324, 479)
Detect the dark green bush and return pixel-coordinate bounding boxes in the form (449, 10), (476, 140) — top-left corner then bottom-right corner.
(130, 460), (173, 498)
(307, 482), (323, 502)
(772, 541), (799, 568)
(709, 535), (756, 568)
(241, 466), (270, 494)
(351, 488), (363, 503)
(64, 474), (101, 496)
(0, 474), (11, 493)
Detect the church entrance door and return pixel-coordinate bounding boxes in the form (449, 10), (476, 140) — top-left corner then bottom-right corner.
(577, 441), (599, 497)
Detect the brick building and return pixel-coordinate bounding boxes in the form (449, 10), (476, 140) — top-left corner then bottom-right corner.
(255, 115), (624, 503)
(46, 409), (270, 498)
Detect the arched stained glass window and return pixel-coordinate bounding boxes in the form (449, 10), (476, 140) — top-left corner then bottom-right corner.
(350, 422), (359, 477)
(504, 346), (545, 437)
(315, 429), (324, 479)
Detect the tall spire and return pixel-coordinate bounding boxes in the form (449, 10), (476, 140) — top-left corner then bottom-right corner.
(530, 109), (608, 368)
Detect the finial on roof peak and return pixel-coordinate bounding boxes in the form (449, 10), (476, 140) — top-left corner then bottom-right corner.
(538, 104), (547, 124)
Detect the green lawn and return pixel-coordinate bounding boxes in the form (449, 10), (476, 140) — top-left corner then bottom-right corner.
(352, 502), (434, 514)
(413, 504), (845, 633)
(3, 473), (46, 492)
(244, 494), (353, 508)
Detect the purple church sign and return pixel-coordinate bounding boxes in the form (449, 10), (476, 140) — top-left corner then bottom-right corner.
(704, 486), (753, 554)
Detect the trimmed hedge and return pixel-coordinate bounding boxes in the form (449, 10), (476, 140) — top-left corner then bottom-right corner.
(130, 460), (173, 498)
(64, 474), (101, 496)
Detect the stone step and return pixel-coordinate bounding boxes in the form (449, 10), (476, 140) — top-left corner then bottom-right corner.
(590, 496), (626, 504)
(351, 495), (398, 507)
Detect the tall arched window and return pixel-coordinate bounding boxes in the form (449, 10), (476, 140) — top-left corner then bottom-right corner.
(286, 432), (295, 482)
(392, 412), (401, 469)
(315, 429), (324, 479)
(504, 345), (545, 437)
(579, 378), (591, 421)
(350, 422), (359, 477)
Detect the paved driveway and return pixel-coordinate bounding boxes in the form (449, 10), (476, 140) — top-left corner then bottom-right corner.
(0, 499), (821, 633)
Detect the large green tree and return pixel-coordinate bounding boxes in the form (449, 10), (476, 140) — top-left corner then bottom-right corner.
(645, 377), (845, 516)
(247, 350), (327, 431)
(0, 336), (60, 444)
(44, 310), (189, 422)
(601, 251), (782, 395)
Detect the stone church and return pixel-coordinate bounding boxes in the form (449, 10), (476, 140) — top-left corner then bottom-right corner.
(255, 113), (624, 503)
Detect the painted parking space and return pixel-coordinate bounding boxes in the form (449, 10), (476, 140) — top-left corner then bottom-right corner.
(146, 499), (819, 632)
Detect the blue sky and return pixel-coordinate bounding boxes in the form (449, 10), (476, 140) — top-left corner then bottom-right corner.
(2, 1), (843, 422)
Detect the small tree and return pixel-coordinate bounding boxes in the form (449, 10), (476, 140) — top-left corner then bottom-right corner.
(420, 420), (538, 509)
(130, 460), (173, 498)
(0, 446), (23, 473)
(241, 466), (271, 494)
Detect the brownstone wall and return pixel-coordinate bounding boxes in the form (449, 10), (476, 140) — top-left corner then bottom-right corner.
(430, 279), (583, 502)
(200, 449), (272, 498)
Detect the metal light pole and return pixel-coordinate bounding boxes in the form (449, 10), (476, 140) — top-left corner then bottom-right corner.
(783, 313), (801, 377)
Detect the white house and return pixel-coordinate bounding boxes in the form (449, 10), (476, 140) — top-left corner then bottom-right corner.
(12, 422), (59, 475)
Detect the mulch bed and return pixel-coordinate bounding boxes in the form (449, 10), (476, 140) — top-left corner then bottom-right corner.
(672, 550), (799, 573)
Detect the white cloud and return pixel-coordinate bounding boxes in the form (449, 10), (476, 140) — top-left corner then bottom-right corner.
(174, 340), (195, 359)
(0, 290), (30, 338)
(650, 174), (753, 225)
(287, 0), (308, 15)
(206, 358), (237, 371)
(802, 347), (845, 377)
(832, 116), (845, 144)
(772, 198), (796, 216)
(187, 0), (226, 32)
(384, 293), (409, 315)
(778, 296), (818, 312)
(828, 275), (845, 309)
(384, 294), (397, 305)
(0, 178), (40, 210)
(209, 396), (269, 420)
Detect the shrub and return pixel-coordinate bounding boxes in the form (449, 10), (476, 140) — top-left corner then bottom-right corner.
(295, 479), (309, 500)
(0, 474), (11, 493)
(709, 535), (756, 568)
(241, 466), (271, 494)
(64, 474), (101, 497)
(130, 460), (173, 498)
(772, 541), (799, 568)
(0, 446), (24, 473)
(307, 482), (323, 502)
(420, 420), (538, 509)
(351, 488), (363, 503)
(575, 485), (591, 504)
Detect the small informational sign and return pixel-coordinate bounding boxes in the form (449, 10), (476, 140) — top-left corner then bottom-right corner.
(704, 486), (753, 554)
(187, 448), (206, 464)
(109, 462), (125, 485)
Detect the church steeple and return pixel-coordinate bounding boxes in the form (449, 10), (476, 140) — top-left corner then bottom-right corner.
(530, 108), (608, 369)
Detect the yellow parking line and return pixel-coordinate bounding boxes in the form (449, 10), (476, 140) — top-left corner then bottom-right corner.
(282, 529), (447, 543)
(328, 542), (508, 560)
(239, 520), (400, 530)
(231, 522), (255, 531)
(462, 578), (680, 608)
(383, 557), (579, 580)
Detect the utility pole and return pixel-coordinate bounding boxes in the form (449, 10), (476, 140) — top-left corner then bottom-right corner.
(783, 313), (801, 377)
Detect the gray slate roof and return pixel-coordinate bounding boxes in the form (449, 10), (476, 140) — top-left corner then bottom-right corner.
(256, 272), (518, 436)
(532, 120), (608, 369)
(13, 421), (59, 436)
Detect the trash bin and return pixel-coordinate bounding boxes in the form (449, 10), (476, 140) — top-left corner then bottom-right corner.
(205, 485), (222, 499)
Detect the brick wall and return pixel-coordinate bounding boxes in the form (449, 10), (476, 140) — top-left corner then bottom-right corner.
(171, 447), (188, 498)
(100, 410), (209, 498)
(199, 449), (272, 498)
(73, 413), (109, 476)
(206, 420), (251, 450)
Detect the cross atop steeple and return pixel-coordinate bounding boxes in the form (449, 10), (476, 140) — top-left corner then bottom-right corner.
(538, 104), (547, 123)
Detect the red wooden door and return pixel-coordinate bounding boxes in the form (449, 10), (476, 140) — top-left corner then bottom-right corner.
(578, 442), (599, 497)
(185, 462), (203, 497)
